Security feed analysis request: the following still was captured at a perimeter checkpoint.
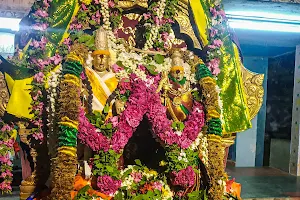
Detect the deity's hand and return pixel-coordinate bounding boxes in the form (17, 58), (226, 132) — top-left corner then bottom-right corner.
(156, 71), (169, 93)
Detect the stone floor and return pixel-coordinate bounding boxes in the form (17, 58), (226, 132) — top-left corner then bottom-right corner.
(0, 187), (20, 200)
(227, 167), (300, 199)
(2, 167), (300, 199)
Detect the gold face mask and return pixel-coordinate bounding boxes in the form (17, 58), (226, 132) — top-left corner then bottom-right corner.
(92, 54), (110, 72)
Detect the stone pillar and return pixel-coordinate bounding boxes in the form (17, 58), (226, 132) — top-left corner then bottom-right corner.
(289, 45), (300, 175)
(235, 117), (258, 167)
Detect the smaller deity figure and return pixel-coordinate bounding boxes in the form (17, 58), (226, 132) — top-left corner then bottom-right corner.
(158, 49), (193, 122)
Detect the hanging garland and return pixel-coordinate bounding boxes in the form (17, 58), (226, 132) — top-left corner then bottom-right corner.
(79, 75), (205, 152)
(202, 0), (227, 76)
(0, 122), (17, 194)
(195, 60), (225, 199)
(50, 45), (87, 200)
(75, 52), (227, 198)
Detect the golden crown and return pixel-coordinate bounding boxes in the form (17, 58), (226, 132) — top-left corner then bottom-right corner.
(170, 49), (184, 72)
(92, 27), (110, 56)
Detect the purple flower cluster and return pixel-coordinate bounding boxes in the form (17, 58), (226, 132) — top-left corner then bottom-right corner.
(206, 4), (227, 76)
(171, 166), (196, 188)
(97, 175), (122, 195)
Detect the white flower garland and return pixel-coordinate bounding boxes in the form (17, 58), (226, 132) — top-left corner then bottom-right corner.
(196, 134), (209, 167)
(111, 42), (173, 83)
(109, 41), (197, 86)
(143, 0), (167, 50)
(100, 0), (116, 45)
(46, 65), (62, 134)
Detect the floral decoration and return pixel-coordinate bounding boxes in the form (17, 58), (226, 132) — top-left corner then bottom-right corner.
(0, 122), (16, 194)
(205, 0), (227, 75)
(50, 47), (85, 199)
(0, 0), (240, 198)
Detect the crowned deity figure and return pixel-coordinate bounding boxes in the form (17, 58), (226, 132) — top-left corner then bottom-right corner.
(84, 27), (119, 116)
(159, 49), (193, 122)
(79, 27), (127, 179)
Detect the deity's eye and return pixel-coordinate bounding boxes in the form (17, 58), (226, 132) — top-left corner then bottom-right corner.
(176, 70), (180, 74)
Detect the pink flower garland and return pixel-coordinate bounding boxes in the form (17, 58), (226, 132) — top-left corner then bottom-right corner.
(29, 0), (63, 143)
(0, 124), (15, 193)
(77, 75), (205, 193)
(78, 107), (110, 152)
(206, 3), (227, 75)
(78, 75), (205, 153)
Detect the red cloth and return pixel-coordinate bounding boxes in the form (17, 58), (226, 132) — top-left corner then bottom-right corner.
(13, 142), (20, 153)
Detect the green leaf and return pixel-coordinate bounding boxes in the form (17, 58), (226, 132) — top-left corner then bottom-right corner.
(116, 61), (124, 67)
(121, 169), (132, 179)
(171, 122), (177, 129)
(106, 165), (114, 172)
(106, 123), (112, 129)
(145, 65), (158, 75)
(135, 159), (142, 166)
(114, 191), (124, 200)
(179, 122), (185, 131)
(89, 20), (96, 25)
(103, 104), (110, 114)
(154, 54), (164, 64)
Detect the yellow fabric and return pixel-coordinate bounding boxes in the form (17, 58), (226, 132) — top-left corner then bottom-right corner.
(219, 44), (252, 135)
(103, 75), (118, 118)
(85, 68), (109, 106)
(59, 122), (78, 130)
(85, 68), (118, 118)
(19, 39), (32, 60)
(10, 129), (17, 140)
(66, 52), (85, 65)
(190, 0), (209, 46)
(5, 73), (33, 119)
(61, 116), (79, 126)
(5, 73), (14, 94)
(64, 74), (80, 84)
(105, 76), (118, 93)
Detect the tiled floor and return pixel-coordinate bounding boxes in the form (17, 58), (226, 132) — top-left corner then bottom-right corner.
(226, 167), (300, 199)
